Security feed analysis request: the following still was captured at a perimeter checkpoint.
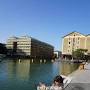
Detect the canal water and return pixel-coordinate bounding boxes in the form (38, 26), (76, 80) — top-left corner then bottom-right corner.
(0, 59), (79, 90)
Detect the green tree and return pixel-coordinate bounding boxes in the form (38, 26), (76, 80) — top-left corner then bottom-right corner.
(72, 49), (88, 60)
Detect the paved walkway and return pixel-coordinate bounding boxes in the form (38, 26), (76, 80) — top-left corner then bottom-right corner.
(65, 63), (90, 90)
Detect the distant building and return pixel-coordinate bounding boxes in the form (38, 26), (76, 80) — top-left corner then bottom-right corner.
(62, 31), (90, 59)
(54, 51), (62, 59)
(6, 36), (54, 59)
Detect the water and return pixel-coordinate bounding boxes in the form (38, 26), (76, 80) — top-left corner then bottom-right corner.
(0, 59), (79, 90)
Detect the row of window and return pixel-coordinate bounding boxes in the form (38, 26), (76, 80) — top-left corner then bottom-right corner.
(7, 44), (52, 49)
(7, 44), (31, 46)
(68, 46), (79, 48)
(69, 37), (80, 40)
(68, 41), (79, 44)
(68, 46), (79, 52)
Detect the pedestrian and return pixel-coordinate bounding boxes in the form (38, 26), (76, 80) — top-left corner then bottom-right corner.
(50, 75), (64, 90)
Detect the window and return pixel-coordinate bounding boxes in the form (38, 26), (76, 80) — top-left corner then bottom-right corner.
(73, 38), (75, 42)
(69, 42), (70, 44)
(77, 41), (79, 44)
(68, 50), (69, 52)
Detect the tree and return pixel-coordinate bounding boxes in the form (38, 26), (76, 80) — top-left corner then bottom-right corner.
(72, 49), (88, 60)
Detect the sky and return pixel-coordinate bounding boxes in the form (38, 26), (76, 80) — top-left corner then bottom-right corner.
(0, 0), (90, 51)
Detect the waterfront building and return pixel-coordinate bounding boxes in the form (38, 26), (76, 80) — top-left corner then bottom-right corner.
(6, 36), (18, 56)
(6, 36), (54, 59)
(62, 31), (90, 59)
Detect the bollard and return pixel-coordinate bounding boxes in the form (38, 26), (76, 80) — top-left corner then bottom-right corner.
(40, 59), (42, 63)
(32, 59), (33, 63)
(44, 59), (46, 63)
(51, 59), (54, 62)
(19, 59), (21, 63)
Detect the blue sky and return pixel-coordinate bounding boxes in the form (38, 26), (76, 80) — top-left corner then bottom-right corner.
(0, 0), (90, 50)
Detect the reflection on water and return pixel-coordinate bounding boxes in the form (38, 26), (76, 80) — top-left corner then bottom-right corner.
(59, 62), (79, 76)
(7, 60), (30, 80)
(0, 59), (79, 90)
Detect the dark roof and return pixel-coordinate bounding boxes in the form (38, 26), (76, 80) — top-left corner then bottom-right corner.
(62, 31), (86, 38)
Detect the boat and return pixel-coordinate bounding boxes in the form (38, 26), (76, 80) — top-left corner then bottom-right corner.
(37, 75), (72, 90)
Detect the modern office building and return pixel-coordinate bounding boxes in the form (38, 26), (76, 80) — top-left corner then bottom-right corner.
(6, 36), (54, 59)
(62, 31), (90, 58)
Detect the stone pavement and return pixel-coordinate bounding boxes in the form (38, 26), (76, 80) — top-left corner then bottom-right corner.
(65, 63), (90, 90)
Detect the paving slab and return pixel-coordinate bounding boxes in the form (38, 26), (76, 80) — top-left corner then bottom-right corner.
(65, 63), (90, 90)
